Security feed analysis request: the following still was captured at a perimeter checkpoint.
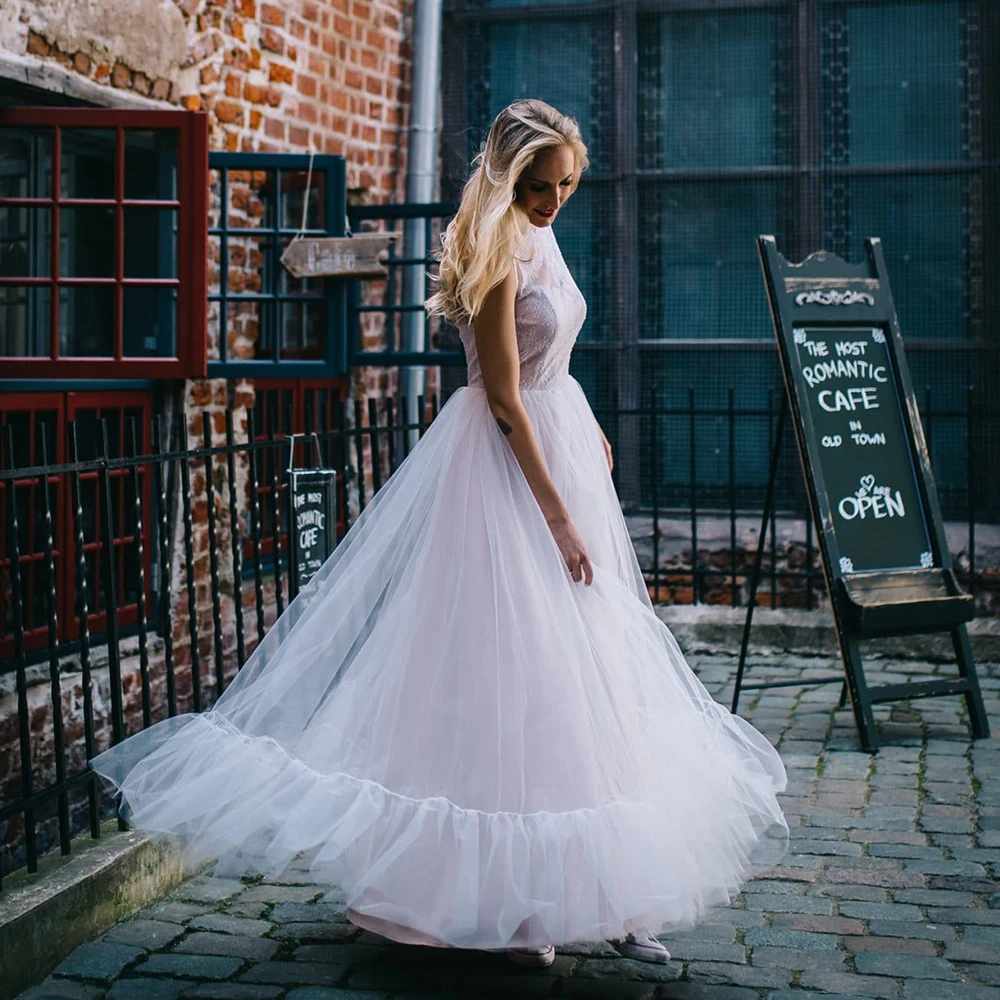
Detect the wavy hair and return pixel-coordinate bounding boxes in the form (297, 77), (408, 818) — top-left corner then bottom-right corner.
(424, 99), (589, 328)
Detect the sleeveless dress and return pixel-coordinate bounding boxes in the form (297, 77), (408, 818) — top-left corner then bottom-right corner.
(89, 221), (788, 951)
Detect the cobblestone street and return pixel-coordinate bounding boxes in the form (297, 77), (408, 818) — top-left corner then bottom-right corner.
(17, 650), (1000, 1000)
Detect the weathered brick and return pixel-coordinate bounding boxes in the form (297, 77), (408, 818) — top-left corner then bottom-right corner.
(237, 961), (345, 985)
(839, 901), (924, 921)
(843, 935), (938, 955)
(261, 3), (285, 25)
(744, 928), (838, 950)
(139, 954), (243, 980)
(52, 942), (145, 984)
(111, 62), (132, 88)
(798, 971), (903, 999)
(854, 952), (958, 980)
(102, 919), (185, 950)
(903, 983), (1000, 1000)
(215, 100), (244, 125)
(173, 932), (280, 961)
(771, 913), (865, 935)
(27, 32), (52, 57)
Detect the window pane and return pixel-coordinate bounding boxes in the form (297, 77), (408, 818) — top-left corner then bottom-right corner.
(228, 299), (272, 360)
(60, 285), (114, 356)
(70, 410), (103, 462)
(124, 285), (177, 357)
(228, 233), (271, 294)
(637, 348), (789, 509)
(279, 239), (322, 296)
(208, 167), (223, 228)
(638, 9), (792, 170)
(823, 174), (970, 341)
(125, 129), (178, 200)
(821, 2), (967, 166)
(280, 300), (324, 359)
(124, 208), (177, 278)
(72, 408), (122, 459)
(59, 206), (114, 277)
(0, 127), (53, 198)
(61, 129), (116, 199)
(471, 16), (613, 174)
(1, 207), (50, 276)
(471, 0), (583, 6)
(0, 285), (51, 356)
(208, 234), (222, 295)
(280, 170), (326, 231)
(227, 169), (273, 228)
(639, 180), (793, 340)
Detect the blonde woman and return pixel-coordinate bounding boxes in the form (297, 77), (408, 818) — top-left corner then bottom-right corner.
(90, 99), (787, 971)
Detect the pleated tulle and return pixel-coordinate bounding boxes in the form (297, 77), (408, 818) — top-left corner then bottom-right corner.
(89, 376), (788, 950)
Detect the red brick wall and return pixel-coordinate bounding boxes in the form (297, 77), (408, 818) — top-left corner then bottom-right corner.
(18, 1), (412, 190)
(16, 0), (444, 406)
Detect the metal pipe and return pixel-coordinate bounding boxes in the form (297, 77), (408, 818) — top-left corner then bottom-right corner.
(400, 0), (443, 450)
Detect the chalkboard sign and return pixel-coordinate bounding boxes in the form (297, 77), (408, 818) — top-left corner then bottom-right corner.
(791, 325), (931, 574)
(285, 440), (338, 600)
(731, 236), (988, 752)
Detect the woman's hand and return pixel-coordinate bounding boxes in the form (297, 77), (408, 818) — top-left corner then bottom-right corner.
(547, 513), (594, 585)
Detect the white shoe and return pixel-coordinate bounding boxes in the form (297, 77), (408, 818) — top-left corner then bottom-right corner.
(609, 929), (671, 964)
(506, 944), (556, 967)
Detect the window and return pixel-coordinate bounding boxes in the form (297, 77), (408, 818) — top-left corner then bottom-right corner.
(239, 380), (349, 573)
(0, 107), (207, 378)
(449, 0), (997, 511)
(0, 391), (153, 662)
(208, 154), (347, 376)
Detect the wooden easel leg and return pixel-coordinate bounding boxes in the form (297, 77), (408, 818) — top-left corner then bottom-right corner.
(953, 624), (991, 739)
(841, 635), (879, 752)
(731, 399), (786, 714)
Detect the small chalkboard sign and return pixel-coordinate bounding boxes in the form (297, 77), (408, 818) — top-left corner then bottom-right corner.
(731, 236), (989, 752)
(791, 325), (932, 574)
(285, 434), (338, 600)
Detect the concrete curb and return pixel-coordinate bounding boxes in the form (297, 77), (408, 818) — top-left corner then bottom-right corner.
(657, 604), (1000, 662)
(0, 819), (203, 1000)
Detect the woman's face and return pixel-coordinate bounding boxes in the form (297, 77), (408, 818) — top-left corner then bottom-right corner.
(514, 145), (577, 227)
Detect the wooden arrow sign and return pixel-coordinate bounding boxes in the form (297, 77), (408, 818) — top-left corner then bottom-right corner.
(280, 233), (397, 279)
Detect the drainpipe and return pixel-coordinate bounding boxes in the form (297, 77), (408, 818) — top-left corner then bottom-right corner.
(400, 0), (442, 448)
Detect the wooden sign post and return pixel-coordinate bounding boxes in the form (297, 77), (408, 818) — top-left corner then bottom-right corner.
(285, 434), (338, 601)
(280, 232), (397, 279)
(731, 236), (989, 751)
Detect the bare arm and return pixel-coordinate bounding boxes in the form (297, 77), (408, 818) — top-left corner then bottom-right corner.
(472, 263), (593, 584)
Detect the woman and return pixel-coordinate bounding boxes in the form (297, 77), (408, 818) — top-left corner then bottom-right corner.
(89, 98), (787, 971)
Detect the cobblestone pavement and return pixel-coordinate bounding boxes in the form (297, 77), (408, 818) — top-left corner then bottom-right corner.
(18, 651), (1000, 1000)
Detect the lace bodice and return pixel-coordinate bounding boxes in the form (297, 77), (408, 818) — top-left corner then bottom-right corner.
(457, 223), (587, 390)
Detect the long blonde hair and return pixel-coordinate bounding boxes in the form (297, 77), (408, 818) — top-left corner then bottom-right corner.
(424, 99), (589, 328)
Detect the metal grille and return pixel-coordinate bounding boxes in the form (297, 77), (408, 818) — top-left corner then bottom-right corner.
(442, 0), (997, 517)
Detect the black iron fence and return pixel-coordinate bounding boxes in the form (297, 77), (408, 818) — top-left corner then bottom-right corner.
(1, 389), (996, 886)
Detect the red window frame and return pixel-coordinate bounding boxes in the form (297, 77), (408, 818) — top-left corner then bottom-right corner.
(0, 107), (208, 378)
(0, 391), (154, 661)
(244, 378), (349, 566)
(64, 391), (154, 642)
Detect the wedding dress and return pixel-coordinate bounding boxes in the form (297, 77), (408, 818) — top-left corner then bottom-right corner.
(89, 220), (787, 951)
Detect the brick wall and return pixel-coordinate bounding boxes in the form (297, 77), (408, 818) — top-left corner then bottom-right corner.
(0, 0), (454, 880)
(9, 0), (419, 391)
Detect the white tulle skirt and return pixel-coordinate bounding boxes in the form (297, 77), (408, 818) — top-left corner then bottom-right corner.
(89, 375), (788, 950)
